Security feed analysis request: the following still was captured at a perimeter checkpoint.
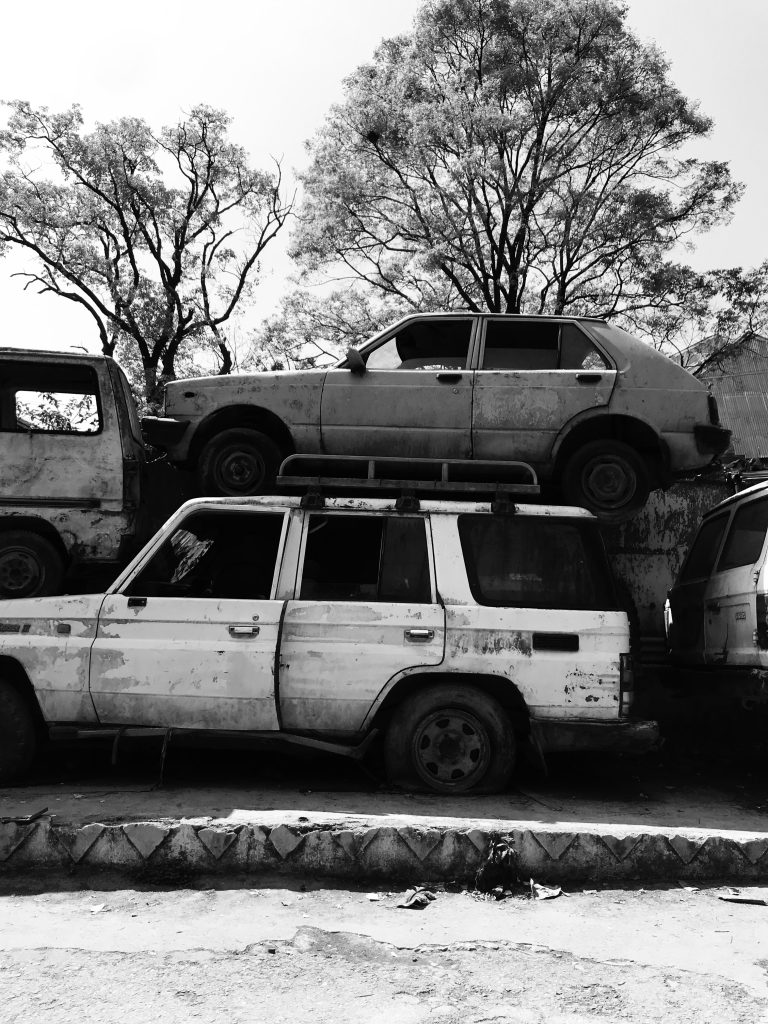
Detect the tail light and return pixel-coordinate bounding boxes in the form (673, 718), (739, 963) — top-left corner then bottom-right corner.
(708, 394), (720, 425)
(619, 653), (634, 718)
(757, 593), (768, 649)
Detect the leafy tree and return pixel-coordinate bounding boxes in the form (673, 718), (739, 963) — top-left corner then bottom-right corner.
(0, 102), (291, 407)
(293, 0), (741, 319)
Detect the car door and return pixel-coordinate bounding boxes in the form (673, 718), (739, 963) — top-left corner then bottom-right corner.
(320, 317), (476, 459)
(88, 507), (289, 730)
(704, 497), (768, 667)
(472, 320), (616, 464)
(277, 511), (446, 733)
(666, 512), (729, 666)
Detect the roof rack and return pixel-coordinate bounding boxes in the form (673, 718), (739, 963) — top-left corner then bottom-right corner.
(277, 454), (539, 506)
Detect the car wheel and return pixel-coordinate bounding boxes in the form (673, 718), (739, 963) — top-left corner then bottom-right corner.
(0, 531), (64, 599)
(198, 428), (283, 497)
(0, 681), (38, 783)
(384, 684), (516, 794)
(562, 440), (651, 522)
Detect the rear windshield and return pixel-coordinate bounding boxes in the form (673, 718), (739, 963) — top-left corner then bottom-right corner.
(458, 515), (618, 610)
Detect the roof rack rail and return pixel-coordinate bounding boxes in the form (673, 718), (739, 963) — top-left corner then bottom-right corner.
(276, 454), (539, 503)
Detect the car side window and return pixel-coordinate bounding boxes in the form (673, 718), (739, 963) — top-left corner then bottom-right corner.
(678, 514), (729, 582)
(458, 514), (618, 610)
(365, 319), (472, 371)
(124, 511), (285, 599)
(716, 498), (768, 573)
(480, 321), (608, 371)
(0, 360), (102, 434)
(558, 324), (609, 370)
(299, 514), (431, 602)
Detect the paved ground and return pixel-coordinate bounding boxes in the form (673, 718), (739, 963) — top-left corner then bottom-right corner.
(3, 734), (766, 834)
(1, 880), (767, 1023)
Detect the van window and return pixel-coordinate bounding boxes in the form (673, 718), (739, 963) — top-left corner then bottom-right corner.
(678, 514), (728, 582)
(0, 361), (101, 434)
(124, 511), (285, 599)
(299, 514), (431, 602)
(458, 515), (618, 610)
(716, 498), (768, 572)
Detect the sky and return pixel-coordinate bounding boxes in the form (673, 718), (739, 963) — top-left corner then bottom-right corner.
(0, 0), (766, 355)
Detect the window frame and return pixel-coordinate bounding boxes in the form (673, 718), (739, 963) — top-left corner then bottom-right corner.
(474, 318), (614, 373)
(115, 507), (290, 600)
(294, 510), (436, 604)
(677, 512), (730, 583)
(457, 513), (620, 611)
(714, 497), (768, 574)
(339, 316), (479, 373)
(0, 359), (105, 437)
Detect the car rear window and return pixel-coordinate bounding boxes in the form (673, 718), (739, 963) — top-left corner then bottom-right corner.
(678, 513), (728, 582)
(457, 515), (619, 610)
(716, 498), (768, 572)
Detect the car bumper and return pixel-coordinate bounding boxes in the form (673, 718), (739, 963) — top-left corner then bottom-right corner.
(532, 718), (660, 755)
(694, 423), (731, 456)
(141, 416), (190, 451)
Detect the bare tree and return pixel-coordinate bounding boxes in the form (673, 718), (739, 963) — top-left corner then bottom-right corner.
(0, 102), (292, 406)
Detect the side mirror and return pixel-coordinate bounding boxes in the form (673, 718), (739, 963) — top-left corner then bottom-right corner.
(346, 347), (366, 376)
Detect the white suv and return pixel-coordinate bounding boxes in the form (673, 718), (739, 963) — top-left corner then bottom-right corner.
(0, 495), (657, 792)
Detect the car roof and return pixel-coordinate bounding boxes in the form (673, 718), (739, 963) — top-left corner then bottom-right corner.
(703, 481), (768, 517)
(0, 347), (107, 363)
(172, 495), (597, 519)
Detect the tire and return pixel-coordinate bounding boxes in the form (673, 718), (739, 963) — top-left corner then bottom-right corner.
(0, 531), (64, 600)
(562, 440), (651, 522)
(0, 680), (38, 783)
(384, 684), (516, 794)
(197, 428), (283, 497)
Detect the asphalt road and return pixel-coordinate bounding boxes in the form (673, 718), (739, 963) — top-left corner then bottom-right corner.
(1, 880), (767, 1023)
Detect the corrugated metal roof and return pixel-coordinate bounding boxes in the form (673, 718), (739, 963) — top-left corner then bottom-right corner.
(695, 338), (768, 457)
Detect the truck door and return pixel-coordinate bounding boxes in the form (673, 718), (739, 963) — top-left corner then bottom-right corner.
(667, 512), (729, 665)
(472, 320), (616, 463)
(89, 508), (288, 730)
(704, 497), (768, 667)
(0, 356), (124, 508)
(278, 512), (445, 733)
(320, 317), (475, 459)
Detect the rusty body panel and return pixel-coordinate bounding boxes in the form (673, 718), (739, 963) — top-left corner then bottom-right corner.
(278, 599), (446, 732)
(0, 594), (102, 721)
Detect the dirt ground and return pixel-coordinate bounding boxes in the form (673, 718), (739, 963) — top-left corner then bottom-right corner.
(1, 880), (767, 1023)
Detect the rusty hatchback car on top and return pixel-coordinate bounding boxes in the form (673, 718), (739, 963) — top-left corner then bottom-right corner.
(143, 313), (730, 520)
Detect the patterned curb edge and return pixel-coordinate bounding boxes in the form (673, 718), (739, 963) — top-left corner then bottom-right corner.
(1, 819), (767, 882)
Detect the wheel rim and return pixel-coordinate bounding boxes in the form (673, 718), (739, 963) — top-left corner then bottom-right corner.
(0, 547), (43, 598)
(215, 447), (267, 495)
(411, 707), (491, 789)
(581, 455), (637, 512)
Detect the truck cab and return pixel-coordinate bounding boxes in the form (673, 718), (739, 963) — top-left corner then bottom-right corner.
(0, 349), (147, 599)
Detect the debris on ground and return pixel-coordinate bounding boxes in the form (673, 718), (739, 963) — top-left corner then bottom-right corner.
(530, 879), (563, 901)
(396, 887), (437, 910)
(0, 807), (48, 824)
(475, 836), (519, 894)
(718, 888), (767, 906)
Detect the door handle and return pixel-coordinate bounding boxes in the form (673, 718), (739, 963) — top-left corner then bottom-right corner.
(576, 373), (602, 384)
(405, 628), (434, 642)
(436, 373), (463, 383)
(229, 625), (260, 637)
(127, 597), (147, 608)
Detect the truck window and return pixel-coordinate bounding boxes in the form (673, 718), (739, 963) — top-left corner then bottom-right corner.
(458, 515), (618, 610)
(124, 511), (285, 600)
(299, 514), (431, 602)
(716, 498), (768, 572)
(678, 513), (729, 582)
(0, 361), (101, 435)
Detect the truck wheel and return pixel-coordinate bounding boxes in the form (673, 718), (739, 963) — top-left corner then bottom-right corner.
(384, 684), (516, 794)
(562, 440), (650, 522)
(0, 531), (64, 599)
(0, 681), (38, 783)
(197, 428), (283, 497)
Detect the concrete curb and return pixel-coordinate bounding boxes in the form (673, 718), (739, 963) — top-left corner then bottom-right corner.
(2, 815), (768, 883)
